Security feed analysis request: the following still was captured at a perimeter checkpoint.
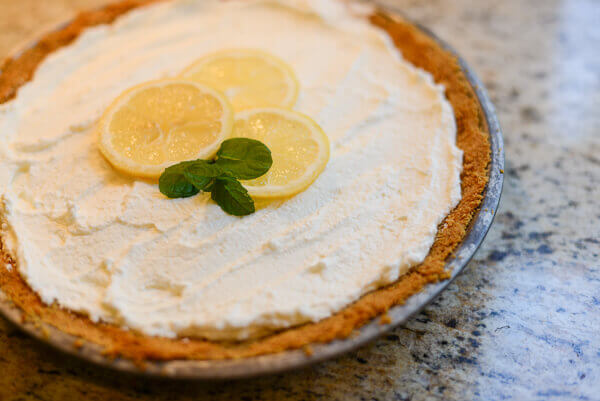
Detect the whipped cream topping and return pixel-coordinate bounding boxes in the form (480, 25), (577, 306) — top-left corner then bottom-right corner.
(0, 0), (462, 340)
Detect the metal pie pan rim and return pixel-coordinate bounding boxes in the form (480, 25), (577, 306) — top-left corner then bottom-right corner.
(0, 6), (504, 381)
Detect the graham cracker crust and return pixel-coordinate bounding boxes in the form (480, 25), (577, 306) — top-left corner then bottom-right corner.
(0, 1), (490, 361)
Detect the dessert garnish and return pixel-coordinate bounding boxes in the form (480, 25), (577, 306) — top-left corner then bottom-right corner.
(159, 137), (272, 216)
(181, 49), (299, 111)
(98, 49), (329, 215)
(98, 79), (234, 178)
(230, 108), (330, 198)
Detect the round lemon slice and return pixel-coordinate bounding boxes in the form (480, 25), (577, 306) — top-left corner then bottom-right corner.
(180, 49), (299, 112)
(98, 79), (233, 178)
(232, 108), (330, 198)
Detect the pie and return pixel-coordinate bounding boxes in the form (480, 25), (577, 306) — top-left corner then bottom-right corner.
(0, 0), (490, 361)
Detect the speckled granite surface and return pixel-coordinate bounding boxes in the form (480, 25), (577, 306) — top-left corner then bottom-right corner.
(1, 0), (599, 400)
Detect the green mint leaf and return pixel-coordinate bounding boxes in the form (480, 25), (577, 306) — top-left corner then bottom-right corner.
(203, 179), (216, 192)
(183, 160), (223, 191)
(215, 138), (273, 180)
(211, 177), (255, 216)
(159, 161), (200, 198)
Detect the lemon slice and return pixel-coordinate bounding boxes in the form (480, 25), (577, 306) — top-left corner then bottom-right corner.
(180, 49), (299, 112)
(232, 108), (330, 198)
(98, 79), (233, 178)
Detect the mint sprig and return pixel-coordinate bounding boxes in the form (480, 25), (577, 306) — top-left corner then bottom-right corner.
(215, 138), (273, 180)
(211, 177), (255, 216)
(158, 161), (201, 199)
(159, 138), (272, 216)
(183, 160), (223, 191)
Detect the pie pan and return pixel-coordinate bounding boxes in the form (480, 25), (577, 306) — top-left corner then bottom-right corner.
(0, 3), (504, 380)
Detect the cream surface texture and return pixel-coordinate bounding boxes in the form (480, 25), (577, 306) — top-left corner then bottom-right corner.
(0, 0), (462, 340)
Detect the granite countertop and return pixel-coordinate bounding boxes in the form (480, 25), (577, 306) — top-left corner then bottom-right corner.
(1, 0), (598, 400)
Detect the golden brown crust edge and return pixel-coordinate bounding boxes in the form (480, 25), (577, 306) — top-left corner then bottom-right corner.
(0, 2), (490, 361)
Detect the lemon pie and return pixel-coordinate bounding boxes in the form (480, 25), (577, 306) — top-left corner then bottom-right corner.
(0, 0), (489, 359)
